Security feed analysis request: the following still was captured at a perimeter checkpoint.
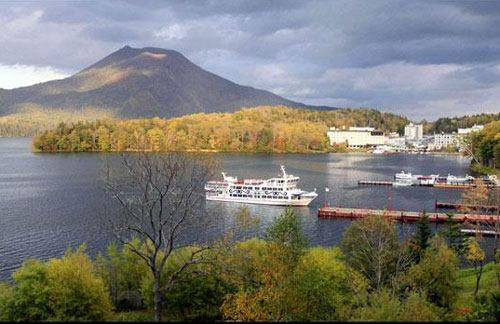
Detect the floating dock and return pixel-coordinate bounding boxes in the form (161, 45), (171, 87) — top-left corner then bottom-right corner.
(435, 200), (499, 212)
(318, 206), (499, 224)
(460, 229), (498, 237)
(358, 180), (496, 189)
(358, 180), (394, 186)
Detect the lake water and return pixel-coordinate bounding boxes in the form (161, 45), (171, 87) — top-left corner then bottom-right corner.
(0, 137), (489, 279)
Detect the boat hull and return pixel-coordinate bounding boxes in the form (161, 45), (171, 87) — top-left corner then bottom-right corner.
(206, 195), (316, 206)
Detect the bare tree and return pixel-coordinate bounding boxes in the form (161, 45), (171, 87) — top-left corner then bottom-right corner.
(461, 184), (500, 287)
(461, 132), (482, 165)
(485, 188), (500, 287)
(103, 153), (218, 321)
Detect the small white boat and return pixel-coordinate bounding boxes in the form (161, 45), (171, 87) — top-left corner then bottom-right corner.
(395, 171), (413, 180)
(416, 174), (440, 186)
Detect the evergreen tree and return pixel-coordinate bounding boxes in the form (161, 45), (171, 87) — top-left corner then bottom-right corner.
(412, 213), (432, 263)
(441, 212), (467, 257)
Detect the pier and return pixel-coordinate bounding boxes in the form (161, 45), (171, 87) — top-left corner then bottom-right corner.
(318, 206), (500, 224)
(460, 229), (498, 237)
(435, 200), (499, 212)
(358, 180), (496, 189)
(358, 180), (394, 186)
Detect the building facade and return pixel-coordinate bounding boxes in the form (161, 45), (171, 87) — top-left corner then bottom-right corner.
(404, 123), (423, 140)
(327, 126), (388, 148)
(433, 133), (458, 150)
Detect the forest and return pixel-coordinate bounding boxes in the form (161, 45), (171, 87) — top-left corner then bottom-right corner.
(0, 105), (115, 137)
(0, 208), (498, 322)
(424, 112), (500, 134)
(465, 120), (500, 174)
(32, 106), (409, 153)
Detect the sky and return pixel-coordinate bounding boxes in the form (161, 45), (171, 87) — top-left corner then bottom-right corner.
(0, 0), (499, 120)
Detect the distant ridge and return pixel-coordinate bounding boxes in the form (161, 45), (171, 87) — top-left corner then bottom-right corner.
(0, 46), (337, 118)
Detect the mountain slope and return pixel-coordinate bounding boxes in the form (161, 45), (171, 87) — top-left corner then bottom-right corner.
(0, 46), (327, 118)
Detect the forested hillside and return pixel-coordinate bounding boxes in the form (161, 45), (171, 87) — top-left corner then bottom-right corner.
(425, 113), (500, 134)
(32, 106), (409, 153)
(466, 120), (500, 174)
(0, 105), (115, 137)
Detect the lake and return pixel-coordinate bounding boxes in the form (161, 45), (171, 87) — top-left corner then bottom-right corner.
(0, 137), (488, 279)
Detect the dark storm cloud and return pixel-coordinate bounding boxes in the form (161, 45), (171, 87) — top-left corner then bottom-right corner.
(0, 0), (499, 119)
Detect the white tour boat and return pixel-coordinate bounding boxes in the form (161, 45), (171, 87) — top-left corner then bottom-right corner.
(395, 171), (415, 180)
(204, 165), (318, 206)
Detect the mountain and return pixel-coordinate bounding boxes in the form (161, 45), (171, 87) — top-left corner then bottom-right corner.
(0, 46), (334, 118)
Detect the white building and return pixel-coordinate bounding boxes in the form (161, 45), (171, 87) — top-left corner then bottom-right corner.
(327, 126), (388, 148)
(434, 133), (458, 150)
(404, 123), (423, 140)
(456, 124), (484, 151)
(458, 124), (484, 135)
(388, 132), (405, 144)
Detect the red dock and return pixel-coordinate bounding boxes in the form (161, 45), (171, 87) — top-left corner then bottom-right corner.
(318, 206), (500, 224)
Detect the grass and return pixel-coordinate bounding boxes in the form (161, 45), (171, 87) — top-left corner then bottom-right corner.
(470, 163), (500, 176)
(111, 310), (155, 322)
(456, 261), (498, 307)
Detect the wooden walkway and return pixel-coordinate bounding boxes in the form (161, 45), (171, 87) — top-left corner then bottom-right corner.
(318, 206), (500, 224)
(435, 200), (498, 212)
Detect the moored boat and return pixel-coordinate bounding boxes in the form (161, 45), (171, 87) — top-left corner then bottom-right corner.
(204, 165), (318, 206)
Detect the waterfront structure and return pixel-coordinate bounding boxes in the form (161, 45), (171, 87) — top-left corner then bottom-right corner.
(433, 132), (458, 150)
(327, 126), (387, 148)
(204, 165), (318, 206)
(404, 123), (423, 140)
(388, 132), (406, 148)
(318, 206), (498, 224)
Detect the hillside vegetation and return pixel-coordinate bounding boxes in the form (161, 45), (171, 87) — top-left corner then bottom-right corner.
(0, 209), (498, 322)
(425, 112), (500, 134)
(32, 106), (409, 153)
(466, 120), (500, 175)
(0, 105), (115, 137)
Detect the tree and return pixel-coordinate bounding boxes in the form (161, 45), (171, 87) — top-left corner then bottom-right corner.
(0, 246), (112, 322)
(465, 237), (486, 296)
(94, 239), (150, 310)
(411, 213), (432, 263)
(104, 153), (217, 322)
(341, 216), (413, 291)
(462, 183), (500, 287)
(469, 288), (500, 322)
(265, 207), (307, 269)
(442, 212), (467, 257)
(282, 247), (365, 321)
(405, 235), (460, 309)
(221, 208), (308, 321)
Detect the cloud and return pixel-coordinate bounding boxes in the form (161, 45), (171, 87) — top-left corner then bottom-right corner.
(0, 0), (498, 119)
(0, 64), (69, 89)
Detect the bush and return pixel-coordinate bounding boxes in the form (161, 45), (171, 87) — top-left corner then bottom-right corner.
(0, 245), (112, 321)
(469, 288), (500, 322)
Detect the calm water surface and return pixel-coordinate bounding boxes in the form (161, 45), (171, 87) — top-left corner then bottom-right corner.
(0, 137), (486, 279)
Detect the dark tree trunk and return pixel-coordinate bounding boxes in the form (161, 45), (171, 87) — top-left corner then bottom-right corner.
(474, 262), (484, 296)
(495, 233), (500, 287)
(154, 270), (163, 322)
